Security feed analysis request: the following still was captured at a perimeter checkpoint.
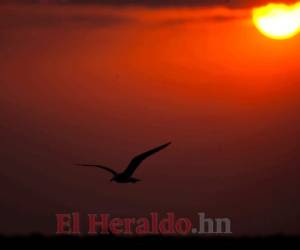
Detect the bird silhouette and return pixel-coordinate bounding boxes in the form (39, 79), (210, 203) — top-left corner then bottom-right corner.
(75, 142), (171, 183)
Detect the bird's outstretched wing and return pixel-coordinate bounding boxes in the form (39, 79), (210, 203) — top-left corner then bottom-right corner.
(75, 164), (117, 176)
(122, 142), (171, 178)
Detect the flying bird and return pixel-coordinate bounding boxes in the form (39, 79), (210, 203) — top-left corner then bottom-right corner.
(75, 142), (171, 183)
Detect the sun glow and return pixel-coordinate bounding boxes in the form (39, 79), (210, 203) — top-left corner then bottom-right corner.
(253, 2), (300, 40)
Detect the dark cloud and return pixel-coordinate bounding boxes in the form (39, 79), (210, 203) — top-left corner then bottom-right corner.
(59, 0), (231, 7)
(2, 0), (299, 8)
(207, 14), (247, 21)
(158, 14), (248, 27)
(0, 11), (133, 28)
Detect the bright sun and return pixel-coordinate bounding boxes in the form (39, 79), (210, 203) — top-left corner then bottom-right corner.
(253, 2), (300, 40)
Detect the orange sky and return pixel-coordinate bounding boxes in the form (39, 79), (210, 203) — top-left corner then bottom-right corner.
(1, 4), (300, 235)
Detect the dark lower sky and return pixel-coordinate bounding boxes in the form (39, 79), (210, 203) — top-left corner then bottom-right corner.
(0, 3), (300, 235)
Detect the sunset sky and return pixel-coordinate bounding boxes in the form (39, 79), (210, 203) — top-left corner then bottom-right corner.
(1, 1), (300, 235)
